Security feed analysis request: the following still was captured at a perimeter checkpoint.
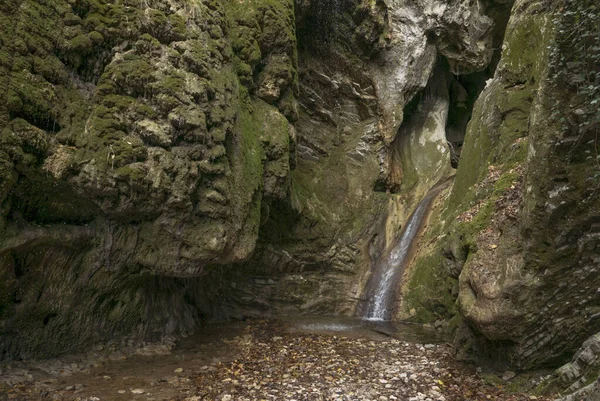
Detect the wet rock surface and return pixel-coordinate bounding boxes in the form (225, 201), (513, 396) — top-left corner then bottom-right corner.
(0, 320), (552, 401)
(0, 0), (598, 399)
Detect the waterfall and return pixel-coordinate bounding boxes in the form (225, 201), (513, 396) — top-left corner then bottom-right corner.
(362, 186), (444, 322)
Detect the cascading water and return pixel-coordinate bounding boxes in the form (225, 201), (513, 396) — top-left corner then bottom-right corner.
(362, 185), (447, 322)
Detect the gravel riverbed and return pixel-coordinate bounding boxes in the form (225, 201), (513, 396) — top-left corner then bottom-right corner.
(0, 320), (552, 401)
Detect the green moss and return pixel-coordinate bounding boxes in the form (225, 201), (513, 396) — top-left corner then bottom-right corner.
(90, 106), (125, 137)
(277, 88), (298, 121)
(115, 164), (147, 181)
(404, 252), (458, 323)
(1, 119), (48, 163)
(501, 14), (551, 84)
(233, 96), (266, 191)
(255, 101), (290, 154)
(101, 94), (134, 110)
(134, 33), (161, 54)
(88, 30), (104, 45)
(130, 101), (157, 120)
(66, 33), (93, 52)
(0, 154), (16, 235)
(180, 39), (212, 76)
(6, 91), (23, 114)
(9, 69), (58, 123)
(101, 55), (155, 97)
(149, 72), (186, 98)
(447, 15), (550, 216)
(226, 0), (298, 99)
(32, 55), (69, 84)
(110, 136), (147, 168)
(168, 13), (187, 41)
(481, 371), (553, 395)
(225, 88), (267, 247)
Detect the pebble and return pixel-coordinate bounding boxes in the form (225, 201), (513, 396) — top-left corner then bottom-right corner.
(0, 321), (553, 401)
(65, 384), (84, 391)
(502, 370), (517, 381)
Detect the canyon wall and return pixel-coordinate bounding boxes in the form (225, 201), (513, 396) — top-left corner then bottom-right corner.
(0, 0), (299, 358)
(0, 0), (599, 395)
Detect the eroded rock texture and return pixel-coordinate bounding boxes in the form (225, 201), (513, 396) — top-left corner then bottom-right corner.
(400, 0), (600, 382)
(0, 2), (599, 397)
(0, 0), (297, 358)
(450, 0), (599, 371)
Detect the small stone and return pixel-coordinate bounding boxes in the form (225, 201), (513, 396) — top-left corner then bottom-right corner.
(174, 368), (184, 373)
(118, 390), (126, 394)
(102, 375), (111, 379)
(502, 371), (516, 381)
(131, 388), (145, 394)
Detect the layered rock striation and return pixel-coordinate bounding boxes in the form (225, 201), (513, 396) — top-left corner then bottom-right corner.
(0, 2), (599, 397)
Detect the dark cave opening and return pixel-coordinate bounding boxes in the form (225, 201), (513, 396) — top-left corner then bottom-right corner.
(445, 69), (488, 168)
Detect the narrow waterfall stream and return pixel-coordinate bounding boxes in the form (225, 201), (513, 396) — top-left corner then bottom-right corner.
(362, 184), (447, 322)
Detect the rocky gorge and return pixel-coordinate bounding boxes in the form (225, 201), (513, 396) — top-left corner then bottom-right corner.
(0, 0), (599, 399)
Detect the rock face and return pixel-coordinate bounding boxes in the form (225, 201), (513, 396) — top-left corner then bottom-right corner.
(0, 1), (599, 396)
(0, 0), (298, 358)
(445, 0), (600, 371)
(401, 0), (600, 379)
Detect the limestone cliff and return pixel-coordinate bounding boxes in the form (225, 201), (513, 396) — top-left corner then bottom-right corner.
(400, 0), (600, 393)
(0, 2), (599, 398)
(0, 0), (298, 358)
